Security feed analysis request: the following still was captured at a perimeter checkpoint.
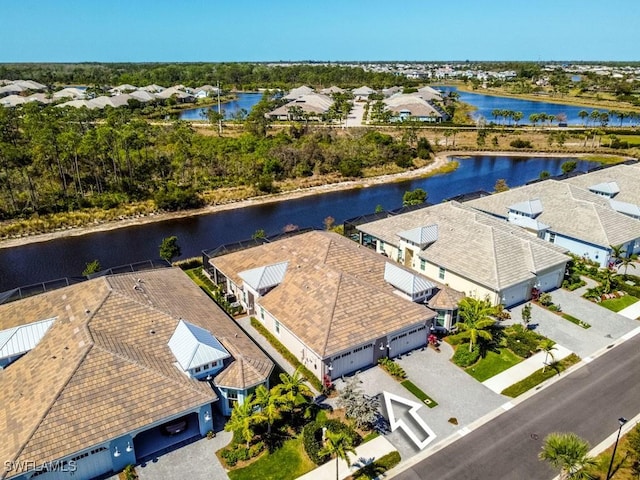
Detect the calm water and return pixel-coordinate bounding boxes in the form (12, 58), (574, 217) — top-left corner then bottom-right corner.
(179, 92), (263, 120)
(0, 155), (599, 292)
(439, 86), (636, 126)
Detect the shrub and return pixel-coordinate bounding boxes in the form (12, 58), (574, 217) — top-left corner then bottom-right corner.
(452, 345), (480, 367)
(538, 292), (553, 307)
(378, 357), (407, 379)
(445, 334), (465, 345)
(154, 185), (204, 211)
(220, 444), (252, 467)
(303, 419), (362, 465)
(504, 324), (542, 358)
(352, 451), (401, 479)
(510, 139), (533, 149)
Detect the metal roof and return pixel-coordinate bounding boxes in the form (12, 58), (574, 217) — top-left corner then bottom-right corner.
(398, 225), (438, 246)
(609, 199), (640, 217)
(589, 181), (620, 196)
(384, 262), (435, 296)
(168, 319), (230, 371)
(239, 261), (289, 291)
(0, 318), (55, 361)
(508, 199), (543, 216)
(508, 215), (550, 232)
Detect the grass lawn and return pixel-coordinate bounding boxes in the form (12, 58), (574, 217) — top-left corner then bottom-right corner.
(228, 436), (315, 480)
(600, 295), (639, 312)
(400, 380), (438, 408)
(465, 349), (522, 382)
(501, 354), (581, 397)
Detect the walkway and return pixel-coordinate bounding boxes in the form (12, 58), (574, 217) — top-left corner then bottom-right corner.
(618, 300), (640, 320)
(572, 275), (599, 296)
(297, 436), (396, 480)
(482, 344), (573, 394)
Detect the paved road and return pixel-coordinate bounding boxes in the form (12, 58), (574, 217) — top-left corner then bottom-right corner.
(393, 334), (640, 480)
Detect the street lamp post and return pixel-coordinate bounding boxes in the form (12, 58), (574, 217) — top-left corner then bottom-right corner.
(605, 417), (628, 480)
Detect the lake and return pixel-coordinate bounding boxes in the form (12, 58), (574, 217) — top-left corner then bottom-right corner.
(179, 92), (264, 120)
(0, 155), (599, 292)
(438, 86), (636, 126)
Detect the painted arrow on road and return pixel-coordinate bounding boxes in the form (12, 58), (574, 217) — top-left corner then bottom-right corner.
(383, 391), (437, 450)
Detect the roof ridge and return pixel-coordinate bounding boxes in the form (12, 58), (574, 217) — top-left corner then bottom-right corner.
(9, 336), (94, 471)
(320, 271), (342, 357)
(489, 226), (501, 289)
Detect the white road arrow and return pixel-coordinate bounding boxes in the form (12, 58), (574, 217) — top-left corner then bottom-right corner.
(383, 391), (437, 450)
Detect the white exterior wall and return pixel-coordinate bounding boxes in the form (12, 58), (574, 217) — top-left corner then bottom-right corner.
(544, 231), (609, 267)
(258, 306), (324, 381)
(421, 260), (499, 304)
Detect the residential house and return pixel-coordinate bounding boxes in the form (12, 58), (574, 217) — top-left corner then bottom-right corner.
(356, 201), (571, 307)
(194, 85), (219, 98)
(468, 180), (640, 266)
(282, 85), (314, 100)
(207, 231), (438, 381)
(0, 268), (272, 480)
(383, 93), (445, 122)
(352, 85), (376, 100)
(268, 93), (334, 121)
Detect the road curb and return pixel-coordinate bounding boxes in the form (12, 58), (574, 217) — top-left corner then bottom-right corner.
(387, 325), (640, 478)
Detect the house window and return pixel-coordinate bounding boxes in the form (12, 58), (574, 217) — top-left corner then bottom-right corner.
(194, 366), (201, 373)
(227, 390), (238, 410)
(439, 267), (445, 280)
(379, 241), (385, 251)
(549, 232), (556, 243)
(420, 259), (426, 271)
(275, 320), (280, 334)
(436, 311), (446, 327)
(260, 307), (265, 320)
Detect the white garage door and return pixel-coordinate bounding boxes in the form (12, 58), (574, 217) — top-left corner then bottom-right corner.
(537, 269), (563, 292)
(502, 283), (529, 307)
(33, 446), (112, 480)
(329, 344), (373, 379)
(389, 326), (427, 358)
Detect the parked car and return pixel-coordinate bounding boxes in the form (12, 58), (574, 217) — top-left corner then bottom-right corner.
(161, 417), (189, 435)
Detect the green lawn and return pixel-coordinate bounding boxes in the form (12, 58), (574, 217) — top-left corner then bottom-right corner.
(228, 436), (316, 480)
(599, 295), (639, 312)
(465, 349), (523, 382)
(400, 380), (438, 408)
(501, 354), (581, 398)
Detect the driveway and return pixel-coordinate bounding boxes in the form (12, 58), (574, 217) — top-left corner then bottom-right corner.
(136, 416), (231, 480)
(331, 342), (505, 461)
(507, 288), (639, 359)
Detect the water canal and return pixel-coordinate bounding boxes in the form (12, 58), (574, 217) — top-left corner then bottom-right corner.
(0, 155), (599, 292)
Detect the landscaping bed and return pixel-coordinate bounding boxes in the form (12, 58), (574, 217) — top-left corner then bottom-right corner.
(465, 348), (522, 382)
(599, 294), (639, 312)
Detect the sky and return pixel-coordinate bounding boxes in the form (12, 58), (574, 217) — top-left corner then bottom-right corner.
(2, 0), (639, 63)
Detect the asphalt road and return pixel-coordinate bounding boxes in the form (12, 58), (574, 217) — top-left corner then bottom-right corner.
(394, 334), (640, 480)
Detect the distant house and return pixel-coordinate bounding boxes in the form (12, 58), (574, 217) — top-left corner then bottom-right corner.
(383, 93), (445, 122)
(352, 85), (376, 100)
(357, 201), (570, 307)
(268, 93), (334, 121)
(319, 85), (345, 95)
(0, 95), (28, 107)
(155, 86), (195, 103)
(109, 84), (138, 95)
(0, 268), (272, 480)
(283, 85), (314, 100)
(194, 84), (220, 98)
(53, 87), (87, 100)
(207, 231), (438, 381)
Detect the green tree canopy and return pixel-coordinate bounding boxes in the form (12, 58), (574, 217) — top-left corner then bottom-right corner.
(402, 188), (427, 206)
(159, 235), (181, 263)
(539, 432), (596, 479)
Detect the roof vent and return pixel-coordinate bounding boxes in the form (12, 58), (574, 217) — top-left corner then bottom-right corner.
(149, 329), (156, 335)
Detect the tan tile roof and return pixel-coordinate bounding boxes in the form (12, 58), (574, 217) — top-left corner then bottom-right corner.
(0, 268), (272, 478)
(357, 202), (570, 290)
(427, 287), (465, 310)
(468, 180), (640, 247)
(212, 231), (435, 358)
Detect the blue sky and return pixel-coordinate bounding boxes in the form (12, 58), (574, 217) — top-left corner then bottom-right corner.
(2, 0), (639, 62)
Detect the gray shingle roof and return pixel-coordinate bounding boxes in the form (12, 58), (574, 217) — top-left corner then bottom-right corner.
(358, 202), (569, 290)
(469, 180), (640, 247)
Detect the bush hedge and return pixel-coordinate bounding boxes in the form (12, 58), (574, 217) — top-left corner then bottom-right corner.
(303, 419), (362, 465)
(220, 441), (265, 467)
(452, 345), (480, 367)
(250, 317), (323, 391)
(504, 324), (543, 358)
(378, 357), (407, 379)
(351, 451), (401, 479)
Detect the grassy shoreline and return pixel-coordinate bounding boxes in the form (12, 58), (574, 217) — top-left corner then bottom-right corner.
(448, 82), (640, 113)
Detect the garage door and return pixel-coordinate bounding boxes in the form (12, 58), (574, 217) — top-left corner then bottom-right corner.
(329, 344), (373, 379)
(536, 270), (563, 292)
(502, 283), (529, 307)
(32, 446), (112, 480)
(389, 326), (426, 357)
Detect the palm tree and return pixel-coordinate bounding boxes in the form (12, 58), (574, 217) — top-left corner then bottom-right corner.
(600, 267), (618, 295)
(274, 367), (313, 411)
(620, 253), (638, 275)
(224, 396), (256, 448)
(253, 385), (283, 435)
(538, 339), (557, 372)
(456, 296), (497, 352)
(513, 111), (523, 126)
(578, 110), (589, 126)
(319, 430), (357, 480)
(539, 432), (596, 479)
(609, 244), (625, 267)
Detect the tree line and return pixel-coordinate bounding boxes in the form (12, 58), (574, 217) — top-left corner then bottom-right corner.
(0, 101), (432, 221)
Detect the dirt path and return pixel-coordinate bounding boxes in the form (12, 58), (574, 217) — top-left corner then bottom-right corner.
(0, 155), (452, 250)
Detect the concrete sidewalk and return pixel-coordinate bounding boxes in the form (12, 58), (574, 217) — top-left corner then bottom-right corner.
(482, 344), (573, 394)
(618, 300), (640, 320)
(297, 436), (397, 480)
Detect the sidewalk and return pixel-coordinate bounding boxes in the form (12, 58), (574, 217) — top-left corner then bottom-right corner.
(618, 300), (640, 320)
(482, 344), (573, 394)
(297, 436), (397, 480)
